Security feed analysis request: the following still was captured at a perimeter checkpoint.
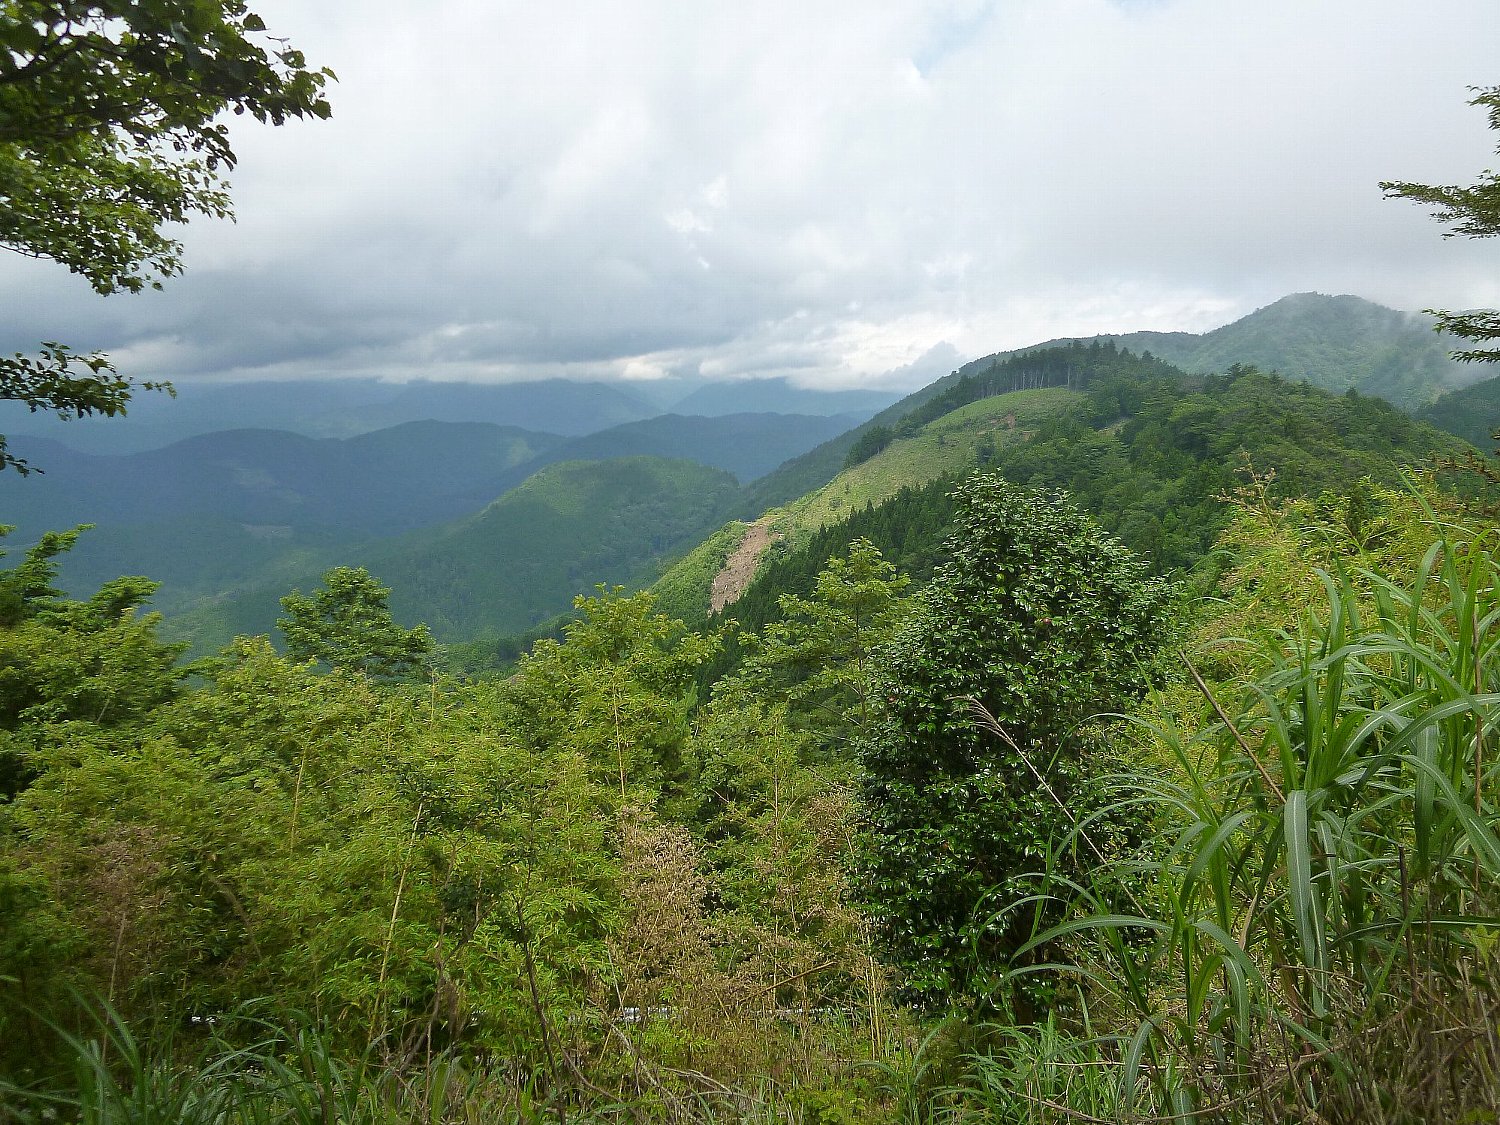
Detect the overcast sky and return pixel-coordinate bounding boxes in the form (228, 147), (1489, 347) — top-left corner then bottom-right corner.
(4, 0), (1498, 390)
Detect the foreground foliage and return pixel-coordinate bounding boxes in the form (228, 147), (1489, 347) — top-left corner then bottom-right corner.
(3, 472), (1498, 1122)
(0, 570), (896, 1117)
(974, 484), (1500, 1122)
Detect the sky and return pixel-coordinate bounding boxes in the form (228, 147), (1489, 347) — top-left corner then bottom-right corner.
(3, 0), (1499, 391)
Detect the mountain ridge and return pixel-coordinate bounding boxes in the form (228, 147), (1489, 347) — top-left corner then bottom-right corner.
(1028, 292), (1475, 409)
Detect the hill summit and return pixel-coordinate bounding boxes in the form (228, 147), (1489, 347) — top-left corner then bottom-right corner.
(1041, 292), (1474, 410)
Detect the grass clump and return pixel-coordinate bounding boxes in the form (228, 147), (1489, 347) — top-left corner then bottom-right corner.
(973, 490), (1500, 1122)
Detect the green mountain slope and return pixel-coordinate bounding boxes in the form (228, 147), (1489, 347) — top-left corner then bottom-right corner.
(1417, 372), (1500, 449)
(659, 354), (1471, 628)
(3, 409), (864, 621)
(655, 385), (1085, 621)
(170, 456), (739, 651)
(735, 341), (1183, 515)
(0, 422), (561, 609)
(731, 294), (1466, 525)
(770, 388), (1080, 544)
(1049, 293), (1475, 410)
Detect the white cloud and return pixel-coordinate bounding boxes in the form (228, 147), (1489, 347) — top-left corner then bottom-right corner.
(0, 0), (1496, 387)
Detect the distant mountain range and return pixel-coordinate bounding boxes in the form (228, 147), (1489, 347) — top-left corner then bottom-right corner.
(0, 374), (900, 456)
(171, 456), (741, 649)
(0, 293), (1481, 462)
(0, 411), (863, 615)
(0, 423), (556, 537)
(1039, 292), (1479, 410)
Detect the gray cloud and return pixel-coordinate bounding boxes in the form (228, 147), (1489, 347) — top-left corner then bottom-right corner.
(1, 0), (1496, 389)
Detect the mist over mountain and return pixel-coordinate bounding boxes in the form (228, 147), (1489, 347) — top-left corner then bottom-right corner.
(667, 377), (899, 419)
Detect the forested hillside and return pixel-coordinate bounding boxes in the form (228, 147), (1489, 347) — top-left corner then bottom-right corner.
(1042, 292), (1478, 409)
(1418, 371), (1500, 448)
(5, 460), (1496, 1122)
(172, 456), (739, 649)
(655, 347), (1469, 647)
(0, 423), (558, 609)
(0, 410), (858, 626)
(5, 3), (1498, 1121)
(47, 309), (1464, 662)
(3, 343), (1495, 1122)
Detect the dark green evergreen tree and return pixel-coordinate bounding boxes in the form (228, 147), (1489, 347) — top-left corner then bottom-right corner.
(859, 477), (1172, 1008)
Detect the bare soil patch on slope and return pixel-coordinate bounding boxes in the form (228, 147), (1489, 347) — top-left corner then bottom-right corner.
(710, 519), (774, 612)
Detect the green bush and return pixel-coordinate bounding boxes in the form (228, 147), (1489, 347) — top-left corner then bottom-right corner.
(859, 475), (1173, 1009)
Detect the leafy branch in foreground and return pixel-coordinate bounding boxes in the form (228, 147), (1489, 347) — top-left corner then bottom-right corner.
(0, 343), (173, 474)
(0, 1), (332, 470)
(1, 1), (334, 294)
(1383, 85), (1500, 363)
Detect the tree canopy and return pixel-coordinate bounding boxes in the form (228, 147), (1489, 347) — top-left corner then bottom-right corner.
(859, 476), (1173, 1008)
(1, 1), (333, 293)
(278, 566), (434, 680)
